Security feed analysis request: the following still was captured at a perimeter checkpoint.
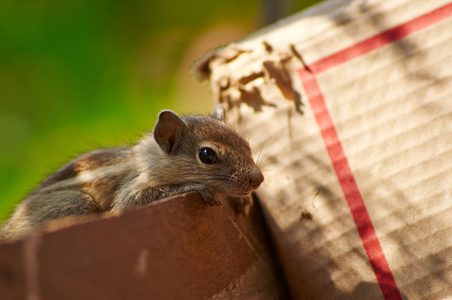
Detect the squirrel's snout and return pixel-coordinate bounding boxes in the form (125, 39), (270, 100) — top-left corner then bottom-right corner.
(249, 168), (264, 190)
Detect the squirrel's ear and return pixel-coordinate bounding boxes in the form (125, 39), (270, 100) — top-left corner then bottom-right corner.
(154, 110), (187, 154)
(212, 104), (226, 122)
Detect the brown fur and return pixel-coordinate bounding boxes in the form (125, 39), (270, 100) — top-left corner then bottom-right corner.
(0, 106), (264, 240)
(41, 147), (131, 187)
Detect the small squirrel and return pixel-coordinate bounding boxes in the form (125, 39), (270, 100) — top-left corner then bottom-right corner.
(0, 105), (264, 240)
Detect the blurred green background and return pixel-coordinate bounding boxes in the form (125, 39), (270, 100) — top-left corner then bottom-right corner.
(0, 0), (321, 222)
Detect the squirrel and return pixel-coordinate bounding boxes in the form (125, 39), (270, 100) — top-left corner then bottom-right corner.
(0, 105), (264, 240)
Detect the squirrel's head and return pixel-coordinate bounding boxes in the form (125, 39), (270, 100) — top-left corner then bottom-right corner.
(152, 105), (264, 197)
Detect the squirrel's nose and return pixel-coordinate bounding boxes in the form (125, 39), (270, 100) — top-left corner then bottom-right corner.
(249, 168), (264, 190)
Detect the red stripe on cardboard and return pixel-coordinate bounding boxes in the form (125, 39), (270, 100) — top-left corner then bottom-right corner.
(297, 3), (452, 299)
(310, 2), (452, 73)
(298, 69), (403, 300)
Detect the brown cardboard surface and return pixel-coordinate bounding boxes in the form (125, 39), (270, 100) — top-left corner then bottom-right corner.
(0, 240), (26, 300)
(0, 192), (289, 300)
(196, 0), (452, 299)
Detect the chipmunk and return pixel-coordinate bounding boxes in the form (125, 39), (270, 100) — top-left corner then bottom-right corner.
(0, 105), (264, 240)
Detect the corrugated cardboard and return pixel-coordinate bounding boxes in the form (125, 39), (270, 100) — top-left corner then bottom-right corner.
(0, 192), (289, 299)
(195, 0), (452, 299)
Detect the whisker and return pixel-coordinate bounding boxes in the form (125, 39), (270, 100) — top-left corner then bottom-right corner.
(242, 108), (249, 141)
(256, 129), (269, 167)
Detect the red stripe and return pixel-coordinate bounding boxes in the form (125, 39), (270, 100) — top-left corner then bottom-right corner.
(310, 2), (452, 73)
(299, 69), (403, 300)
(297, 3), (452, 299)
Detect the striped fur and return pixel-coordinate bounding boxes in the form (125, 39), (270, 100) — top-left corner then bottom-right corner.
(0, 106), (264, 240)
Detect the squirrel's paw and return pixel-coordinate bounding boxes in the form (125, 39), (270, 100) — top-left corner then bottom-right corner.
(197, 187), (222, 207)
(171, 184), (221, 206)
(228, 195), (253, 215)
(187, 184), (222, 207)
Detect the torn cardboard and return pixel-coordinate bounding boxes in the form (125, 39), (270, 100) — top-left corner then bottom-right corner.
(195, 0), (452, 299)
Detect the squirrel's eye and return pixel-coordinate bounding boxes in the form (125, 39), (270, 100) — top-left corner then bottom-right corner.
(199, 147), (218, 164)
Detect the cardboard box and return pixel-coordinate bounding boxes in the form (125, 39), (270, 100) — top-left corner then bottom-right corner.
(195, 0), (452, 299)
(0, 193), (289, 299)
